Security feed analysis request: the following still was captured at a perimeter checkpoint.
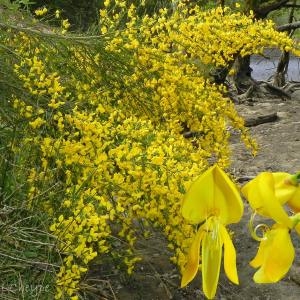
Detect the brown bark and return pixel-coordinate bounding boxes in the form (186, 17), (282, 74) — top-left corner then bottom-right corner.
(254, 0), (290, 18)
(232, 55), (255, 93)
(273, 0), (296, 87)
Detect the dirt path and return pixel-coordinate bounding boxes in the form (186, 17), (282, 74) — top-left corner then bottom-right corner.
(99, 92), (300, 300)
(228, 92), (300, 300)
(231, 92), (300, 177)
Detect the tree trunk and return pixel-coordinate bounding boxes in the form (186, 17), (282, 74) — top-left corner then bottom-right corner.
(232, 0), (293, 90)
(232, 55), (255, 93)
(273, 0), (296, 87)
(273, 48), (290, 87)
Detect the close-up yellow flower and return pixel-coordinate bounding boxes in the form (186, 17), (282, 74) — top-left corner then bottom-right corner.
(181, 164), (243, 225)
(242, 171), (300, 284)
(250, 223), (295, 283)
(181, 164), (243, 299)
(241, 172), (293, 227)
(242, 170), (300, 219)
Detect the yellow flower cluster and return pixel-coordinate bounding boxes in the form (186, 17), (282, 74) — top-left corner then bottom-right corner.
(50, 195), (110, 298)
(7, 1), (299, 298)
(35, 7), (48, 17)
(11, 42), (206, 296)
(100, 0), (298, 153)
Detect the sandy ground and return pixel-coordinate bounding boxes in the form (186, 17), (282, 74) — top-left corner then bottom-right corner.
(228, 91), (300, 300)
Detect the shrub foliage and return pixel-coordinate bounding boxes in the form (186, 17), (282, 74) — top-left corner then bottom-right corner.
(1, 0), (299, 298)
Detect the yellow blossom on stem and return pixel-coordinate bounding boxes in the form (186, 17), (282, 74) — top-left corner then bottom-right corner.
(55, 10), (60, 18)
(62, 19), (71, 30)
(242, 171), (300, 283)
(181, 164), (243, 299)
(242, 171), (300, 223)
(35, 7), (48, 16)
(241, 172), (293, 227)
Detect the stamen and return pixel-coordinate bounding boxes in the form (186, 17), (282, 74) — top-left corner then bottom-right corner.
(248, 212), (269, 241)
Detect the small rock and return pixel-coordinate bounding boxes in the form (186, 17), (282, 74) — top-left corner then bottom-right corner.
(277, 111), (289, 118)
(291, 90), (300, 101)
(290, 265), (300, 285)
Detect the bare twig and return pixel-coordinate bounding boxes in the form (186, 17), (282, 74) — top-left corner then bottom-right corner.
(277, 21), (300, 32)
(0, 251), (59, 269)
(244, 112), (278, 127)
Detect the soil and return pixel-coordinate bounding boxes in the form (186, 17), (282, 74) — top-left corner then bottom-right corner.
(91, 88), (300, 300)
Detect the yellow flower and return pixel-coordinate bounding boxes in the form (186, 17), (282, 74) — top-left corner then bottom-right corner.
(250, 224), (295, 283)
(29, 117), (46, 129)
(35, 7), (48, 16)
(62, 19), (71, 30)
(181, 165), (243, 225)
(241, 172), (293, 227)
(55, 10), (60, 18)
(242, 171), (300, 223)
(242, 171), (300, 284)
(181, 165), (243, 299)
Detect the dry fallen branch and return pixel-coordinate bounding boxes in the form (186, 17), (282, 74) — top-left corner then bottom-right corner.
(244, 112), (278, 127)
(260, 82), (292, 99)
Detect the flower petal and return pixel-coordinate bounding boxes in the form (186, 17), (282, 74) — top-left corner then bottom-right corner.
(214, 166), (243, 224)
(242, 172), (292, 227)
(242, 173), (270, 213)
(181, 166), (214, 224)
(287, 188), (300, 212)
(202, 222), (222, 299)
(251, 226), (295, 283)
(249, 236), (267, 268)
(220, 224), (239, 284)
(182, 165), (243, 224)
(181, 226), (205, 288)
(273, 172), (297, 204)
(295, 222), (300, 236)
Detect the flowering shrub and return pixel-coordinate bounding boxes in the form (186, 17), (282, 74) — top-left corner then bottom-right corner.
(2, 0), (300, 298)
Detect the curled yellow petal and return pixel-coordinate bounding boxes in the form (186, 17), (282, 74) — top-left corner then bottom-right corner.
(181, 226), (205, 288)
(250, 235), (268, 269)
(250, 225), (295, 283)
(220, 224), (239, 284)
